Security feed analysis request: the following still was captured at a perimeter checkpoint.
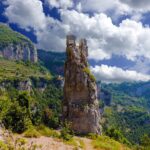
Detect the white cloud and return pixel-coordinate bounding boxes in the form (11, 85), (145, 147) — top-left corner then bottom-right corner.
(4, 0), (66, 51)
(4, 0), (150, 82)
(59, 10), (150, 61)
(77, 0), (150, 16)
(4, 0), (46, 30)
(91, 65), (150, 83)
(4, 1), (150, 62)
(46, 0), (73, 9)
(74, 0), (132, 20)
(120, 0), (150, 11)
(88, 49), (111, 61)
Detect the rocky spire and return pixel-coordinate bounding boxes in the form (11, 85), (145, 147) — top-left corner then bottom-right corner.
(63, 35), (101, 134)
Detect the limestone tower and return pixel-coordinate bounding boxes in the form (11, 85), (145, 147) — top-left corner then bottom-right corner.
(63, 35), (101, 134)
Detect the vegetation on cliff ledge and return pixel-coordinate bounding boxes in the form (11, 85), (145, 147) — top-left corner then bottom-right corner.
(0, 24), (32, 49)
(0, 58), (51, 81)
(83, 67), (96, 82)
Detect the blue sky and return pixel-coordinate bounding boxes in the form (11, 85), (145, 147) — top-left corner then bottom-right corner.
(1, 0), (150, 83)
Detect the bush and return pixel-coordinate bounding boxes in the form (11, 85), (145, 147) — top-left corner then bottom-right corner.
(87, 133), (98, 140)
(36, 125), (60, 138)
(92, 136), (130, 150)
(43, 107), (60, 129)
(0, 141), (8, 150)
(24, 127), (41, 138)
(3, 101), (31, 133)
(140, 134), (150, 147)
(83, 67), (96, 82)
(106, 128), (131, 146)
(60, 121), (74, 141)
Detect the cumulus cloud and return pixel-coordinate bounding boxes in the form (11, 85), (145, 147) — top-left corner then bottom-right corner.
(91, 65), (150, 83)
(3, 0), (150, 82)
(4, 0), (67, 51)
(46, 0), (73, 9)
(76, 0), (150, 16)
(120, 0), (150, 11)
(76, 0), (129, 15)
(60, 10), (150, 61)
(4, 0), (46, 30)
(4, 1), (150, 61)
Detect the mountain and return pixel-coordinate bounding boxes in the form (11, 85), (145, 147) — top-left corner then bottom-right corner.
(0, 25), (63, 135)
(0, 29), (132, 149)
(100, 82), (150, 144)
(0, 24), (37, 62)
(38, 49), (65, 75)
(0, 24), (149, 150)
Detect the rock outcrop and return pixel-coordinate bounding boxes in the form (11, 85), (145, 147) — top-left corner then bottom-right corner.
(0, 43), (38, 63)
(0, 24), (37, 63)
(63, 35), (101, 134)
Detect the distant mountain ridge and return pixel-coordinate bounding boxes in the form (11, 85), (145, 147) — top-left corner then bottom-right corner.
(38, 49), (65, 75)
(101, 82), (150, 144)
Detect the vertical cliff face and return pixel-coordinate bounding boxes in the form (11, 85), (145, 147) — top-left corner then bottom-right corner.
(0, 24), (37, 63)
(0, 42), (37, 63)
(63, 35), (101, 134)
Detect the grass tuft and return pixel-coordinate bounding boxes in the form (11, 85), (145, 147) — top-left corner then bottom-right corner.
(92, 135), (131, 150)
(36, 125), (60, 138)
(24, 127), (41, 138)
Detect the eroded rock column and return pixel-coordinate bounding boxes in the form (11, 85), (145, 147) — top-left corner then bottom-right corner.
(63, 35), (101, 134)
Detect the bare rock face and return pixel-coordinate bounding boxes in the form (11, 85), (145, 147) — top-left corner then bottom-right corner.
(63, 35), (101, 134)
(0, 24), (37, 63)
(0, 42), (37, 63)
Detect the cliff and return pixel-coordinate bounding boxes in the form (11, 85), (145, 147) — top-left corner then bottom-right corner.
(0, 24), (37, 62)
(63, 35), (101, 134)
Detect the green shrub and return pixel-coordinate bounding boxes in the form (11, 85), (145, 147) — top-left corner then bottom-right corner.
(92, 136), (130, 150)
(60, 121), (74, 141)
(87, 133), (98, 140)
(3, 101), (30, 133)
(0, 141), (8, 150)
(106, 128), (131, 146)
(140, 134), (150, 148)
(36, 125), (60, 138)
(24, 127), (41, 138)
(83, 67), (96, 82)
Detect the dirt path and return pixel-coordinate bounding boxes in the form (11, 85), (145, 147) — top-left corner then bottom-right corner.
(25, 136), (74, 150)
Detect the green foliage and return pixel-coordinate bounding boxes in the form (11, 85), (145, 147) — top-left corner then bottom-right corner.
(106, 128), (131, 145)
(2, 92), (32, 133)
(0, 24), (31, 49)
(101, 82), (150, 145)
(0, 93), (11, 121)
(24, 127), (41, 138)
(38, 49), (65, 75)
(60, 121), (74, 141)
(36, 125), (60, 138)
(16, 138), (27, 147)
(0, 141), (8, 150)
(140, 134), (150, 149)
(92, 135), (130, 150)
(83, 67), (96, 81)
(3, 101), (30, 133)
(34, 83), (63, 129)
(87, 133), (99, 140)
(99, 100), (105, 108)
(0, 76), (62, 133)
(0, 58), (51, 81)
